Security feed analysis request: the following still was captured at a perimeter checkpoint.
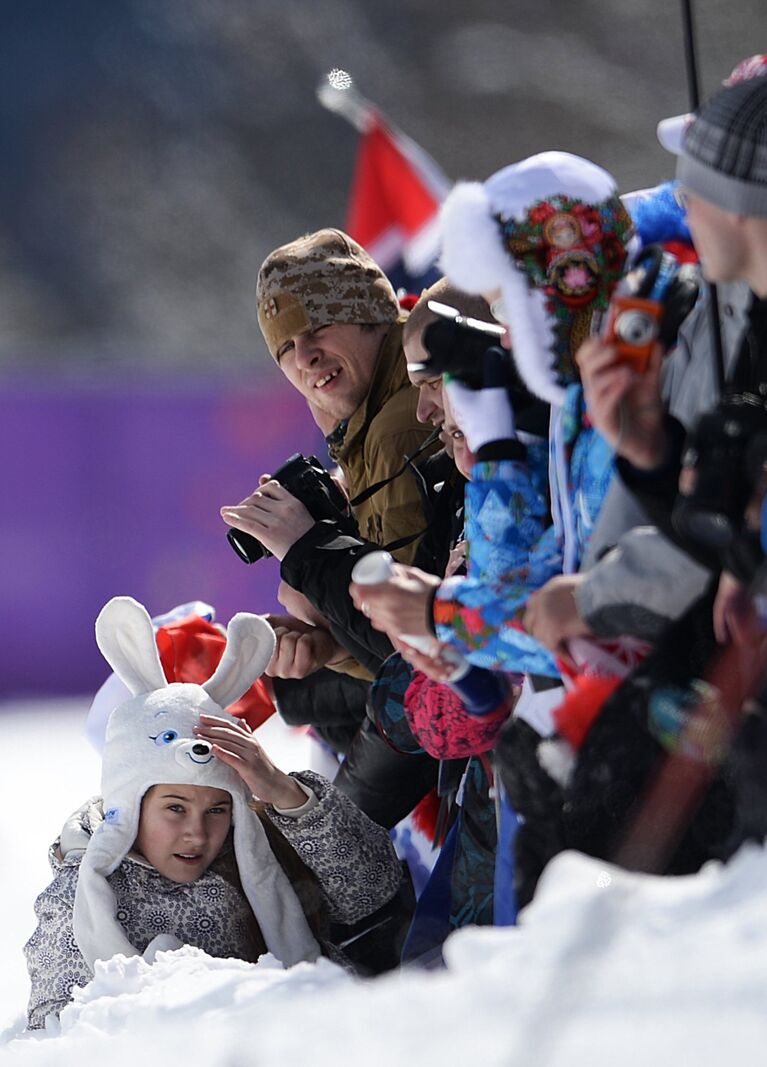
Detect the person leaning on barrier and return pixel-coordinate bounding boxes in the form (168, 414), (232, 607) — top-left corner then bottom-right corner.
(220, 237), (453, 975)
(349, 151), (635, 685)
(221, 228), (438, 679)
(576, 76), (767, 649)
(522, 55), (767, 662)
(513, 76), (767, 903)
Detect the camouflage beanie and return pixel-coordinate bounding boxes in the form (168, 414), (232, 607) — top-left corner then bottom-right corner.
(257, 228), (400, 359)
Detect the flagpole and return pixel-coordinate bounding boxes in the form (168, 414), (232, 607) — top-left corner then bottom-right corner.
(316, 69), (375, 134)
(316, 70), (450, 278)
(318, 70), (451, 198)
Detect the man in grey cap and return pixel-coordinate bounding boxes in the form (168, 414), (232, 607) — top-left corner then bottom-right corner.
(576, 75), (767, 646)
(522, 58), (767, 659)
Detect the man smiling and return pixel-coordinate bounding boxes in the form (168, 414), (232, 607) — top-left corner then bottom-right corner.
(247, 231), (445, 935)
(256, 227), (433, 555)
(274, 321), (385, 426)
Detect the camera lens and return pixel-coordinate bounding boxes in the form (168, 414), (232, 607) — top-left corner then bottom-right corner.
(614, 309), (658, 347)
(226, 527), (268, 564)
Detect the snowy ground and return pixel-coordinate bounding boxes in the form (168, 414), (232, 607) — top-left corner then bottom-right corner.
(3, 699), (767, 1066)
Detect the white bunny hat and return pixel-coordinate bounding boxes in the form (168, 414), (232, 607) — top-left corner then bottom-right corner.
(73, 595), (321, 970)
(439, 151), (635, 407)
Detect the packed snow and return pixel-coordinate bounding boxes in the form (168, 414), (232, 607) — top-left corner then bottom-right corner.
(3, 699), (767, 1066)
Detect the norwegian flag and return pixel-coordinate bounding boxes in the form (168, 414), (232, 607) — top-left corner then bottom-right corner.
(561, 634), (653, 683)
(344, 112), (451, 293)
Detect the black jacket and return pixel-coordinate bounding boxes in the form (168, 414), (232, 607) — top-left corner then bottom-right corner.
(618, 291), (767, 575)
(278, 450), (464, 836)
(281, 449), (464, 672)
(618, 290), (767, 584)
(272, 670), (370, 754)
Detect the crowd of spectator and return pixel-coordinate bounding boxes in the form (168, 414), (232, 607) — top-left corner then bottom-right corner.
(22, 57), (767, 1026)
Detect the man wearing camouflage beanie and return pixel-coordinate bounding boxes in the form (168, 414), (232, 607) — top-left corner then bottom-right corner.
(251, 228), (434, 558)
(222, 230), (445, 942)
(222, 228), (438, 685)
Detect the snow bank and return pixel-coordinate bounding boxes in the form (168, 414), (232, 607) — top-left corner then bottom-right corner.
(5, 842), (767, 1066)
(5, 701), (767, 1066)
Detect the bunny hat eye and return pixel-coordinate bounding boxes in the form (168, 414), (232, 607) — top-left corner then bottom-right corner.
(150, 730), (179, 746)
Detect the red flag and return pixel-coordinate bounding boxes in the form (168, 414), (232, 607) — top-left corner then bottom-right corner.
(345, 114), (450, 277)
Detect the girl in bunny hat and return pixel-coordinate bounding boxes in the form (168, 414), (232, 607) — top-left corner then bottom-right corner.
(24, 596), (402, 1029)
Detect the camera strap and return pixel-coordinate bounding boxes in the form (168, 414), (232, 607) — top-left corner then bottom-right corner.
(349, 426), (442, 554)
(349, 426), (441, 508)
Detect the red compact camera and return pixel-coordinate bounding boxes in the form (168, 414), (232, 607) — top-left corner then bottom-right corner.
(603, 293), (665, 373)
(603, 245), (699, 373)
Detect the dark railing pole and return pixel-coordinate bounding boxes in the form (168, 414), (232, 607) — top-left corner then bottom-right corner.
(680, 0), (727, 394)
(680, 0), (701, 109)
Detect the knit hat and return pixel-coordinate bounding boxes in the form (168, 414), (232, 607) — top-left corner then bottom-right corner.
(439, 151), (634, 406)
(256, 228), (399, 359)
(670, 78), (767, 217)
(73, 596), (321, 971)
(657, 54), (767, 155)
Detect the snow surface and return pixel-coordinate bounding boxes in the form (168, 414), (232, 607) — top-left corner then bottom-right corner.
(3, 699), (767, 1065)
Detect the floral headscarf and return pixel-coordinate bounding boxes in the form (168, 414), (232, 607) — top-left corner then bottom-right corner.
(439, 152), (635, 406)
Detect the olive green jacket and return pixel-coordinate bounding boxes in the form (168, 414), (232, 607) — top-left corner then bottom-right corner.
(328, 318), (435, 564)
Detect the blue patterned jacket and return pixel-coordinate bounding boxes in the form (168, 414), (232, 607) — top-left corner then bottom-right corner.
(434, 385), (614, 676)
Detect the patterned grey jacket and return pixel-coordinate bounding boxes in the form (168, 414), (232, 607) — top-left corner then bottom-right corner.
(24, 771), (401, 1029)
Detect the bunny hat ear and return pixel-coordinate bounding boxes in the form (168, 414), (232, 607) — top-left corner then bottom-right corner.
(95, 596), (167, 696)
(202, 612), (276, 709)
(75, 599), (317, 972)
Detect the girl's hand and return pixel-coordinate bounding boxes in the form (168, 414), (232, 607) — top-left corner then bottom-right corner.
(194, 714), (306, 809)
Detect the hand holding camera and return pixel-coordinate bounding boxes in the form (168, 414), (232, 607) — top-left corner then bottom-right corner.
(576, 331), (667, 469)
(444, 352), (516, 452)
(409, 300), (550, 439)
(602, 244), (699, 373)
(223, 453), (356, 565)
(221, 478), (316, 563)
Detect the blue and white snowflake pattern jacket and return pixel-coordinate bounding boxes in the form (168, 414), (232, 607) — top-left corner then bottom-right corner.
(433, 385), (614, 676)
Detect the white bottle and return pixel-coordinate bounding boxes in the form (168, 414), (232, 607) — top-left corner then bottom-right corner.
(352, 551), (513, 716)
(351, 551), (470, 677)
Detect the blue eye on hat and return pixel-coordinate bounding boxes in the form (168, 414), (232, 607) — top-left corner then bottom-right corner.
(150, 730), (179, 746)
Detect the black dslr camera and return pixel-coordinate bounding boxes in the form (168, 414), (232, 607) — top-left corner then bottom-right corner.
(673, 394), (767, 558)
(226, 453), (355, 564)
(409, 301), (550, 437)
(603, 244), (700, 373)
(410, 300), (507, 387)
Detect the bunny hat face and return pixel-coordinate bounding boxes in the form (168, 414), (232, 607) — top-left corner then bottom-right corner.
(73, 596), (320, 971)
(99, 684), (251, 848)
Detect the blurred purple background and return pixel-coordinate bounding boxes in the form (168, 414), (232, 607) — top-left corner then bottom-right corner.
(1, 371), (324, 696)
(3, 1), (764, 697)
